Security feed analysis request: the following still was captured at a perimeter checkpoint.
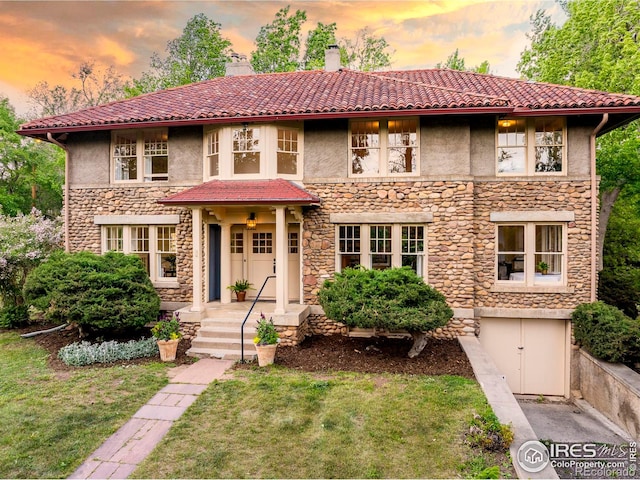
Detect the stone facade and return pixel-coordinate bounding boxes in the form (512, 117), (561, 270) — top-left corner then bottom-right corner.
(66, 185), (194, 303)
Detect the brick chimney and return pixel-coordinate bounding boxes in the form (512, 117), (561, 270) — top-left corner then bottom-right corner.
(325, 44), (341, 72)
(225, 53), (254, 76)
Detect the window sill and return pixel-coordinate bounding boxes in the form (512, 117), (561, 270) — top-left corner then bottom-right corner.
(153, 281), (180, 289)
(490, 284), (575, 294)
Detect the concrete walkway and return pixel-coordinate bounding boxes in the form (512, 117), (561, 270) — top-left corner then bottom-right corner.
(69, 358), (234, 480)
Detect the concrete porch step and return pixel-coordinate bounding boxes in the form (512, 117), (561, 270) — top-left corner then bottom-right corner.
(191, 336), (256, 351)
(197, 326), (256, 341)
(188, 346), (256, 361)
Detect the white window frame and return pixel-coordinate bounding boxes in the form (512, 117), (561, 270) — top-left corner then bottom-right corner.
(112, 128), (169, 183)
(495, 222), (567, 287)
(348, 118), (420, 178)
(203, 123), (303, 180)
(101, 224), (177, 284)
(336, 223), (427, 277)
(496, 117), (566, 176)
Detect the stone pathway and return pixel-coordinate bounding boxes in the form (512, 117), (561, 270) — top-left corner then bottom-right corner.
(68, 358), (234, 479)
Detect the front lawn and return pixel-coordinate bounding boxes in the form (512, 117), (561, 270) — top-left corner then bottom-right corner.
(134, 367), (508, 478)
(0, 331), (169, 478)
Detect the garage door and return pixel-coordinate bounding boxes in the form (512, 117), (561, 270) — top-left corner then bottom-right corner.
(479, 317), (568, 396)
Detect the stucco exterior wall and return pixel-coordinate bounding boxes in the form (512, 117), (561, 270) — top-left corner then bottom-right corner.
(304, 119), (349, 178)
(67, 131), (111, 185)
(421, 118), (471, 176)
(168, 126), (204, 182)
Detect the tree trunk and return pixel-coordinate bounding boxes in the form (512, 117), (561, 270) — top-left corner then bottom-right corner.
(598, 187), (621, 272)
(408, 332), (429, 358)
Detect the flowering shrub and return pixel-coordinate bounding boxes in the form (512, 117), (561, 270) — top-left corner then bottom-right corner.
(0, 209), (61, 322)
(254, 312), (279, 345)
(151, 312), (182, 341)
(58, 337), (159, 366)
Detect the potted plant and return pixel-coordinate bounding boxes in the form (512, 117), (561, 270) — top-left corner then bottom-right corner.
(227, 279), (253, 302)
(152, 312), (182, 361)
(536, 261), (549, 275)
(253, 312), (279, 366)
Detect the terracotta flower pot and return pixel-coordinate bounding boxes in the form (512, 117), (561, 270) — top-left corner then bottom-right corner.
(255, 343), (277, 366)
(157, 338), (180, 362)
(236, 291), (247, 302)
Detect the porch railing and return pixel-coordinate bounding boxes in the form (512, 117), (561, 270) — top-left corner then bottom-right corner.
(240, 275), (276, 363)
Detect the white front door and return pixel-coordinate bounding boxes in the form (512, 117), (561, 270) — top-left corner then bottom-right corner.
(248, 226), (276, 299)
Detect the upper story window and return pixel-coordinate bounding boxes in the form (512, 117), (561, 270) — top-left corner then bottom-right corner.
(497, 117), (565, 175)
(204, 123), (302, 180)
(113, 129), (168, 182)
(350, 118), (419, 177)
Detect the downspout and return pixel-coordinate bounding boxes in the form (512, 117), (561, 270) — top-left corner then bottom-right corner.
(46, 133), (70, 252)
(590, 114), (608, 302)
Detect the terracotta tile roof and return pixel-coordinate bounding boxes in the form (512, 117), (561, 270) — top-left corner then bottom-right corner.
(159, 178), (321, 206)
(19, 69), (640, 134)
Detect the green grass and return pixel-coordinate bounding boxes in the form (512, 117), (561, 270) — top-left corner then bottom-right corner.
(134, 367), (499, 479)
(0, 331), (169, 478)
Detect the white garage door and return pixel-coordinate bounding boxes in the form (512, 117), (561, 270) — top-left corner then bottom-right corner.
(479, 317), (568, 396)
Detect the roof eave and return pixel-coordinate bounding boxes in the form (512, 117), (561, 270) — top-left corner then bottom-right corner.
(158, 199), (321, 206)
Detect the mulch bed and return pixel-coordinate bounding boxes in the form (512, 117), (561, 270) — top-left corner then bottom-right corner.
(8, 323), (475, 378)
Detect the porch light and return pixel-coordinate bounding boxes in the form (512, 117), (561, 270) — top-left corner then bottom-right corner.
(246, 212), (257, 230)
(500, 119), (513, 128)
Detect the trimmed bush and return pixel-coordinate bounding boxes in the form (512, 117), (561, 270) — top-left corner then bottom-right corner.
(572, 301), (640, 363)
(318, 267), (453, 332)
(58, 337), (159, 366)
(23, 251), (160, 332)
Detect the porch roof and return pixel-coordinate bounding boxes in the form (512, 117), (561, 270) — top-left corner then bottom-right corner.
(158, 178), (321, 206)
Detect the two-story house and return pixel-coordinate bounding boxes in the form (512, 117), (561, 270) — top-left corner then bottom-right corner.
(19, 51), (640, 396)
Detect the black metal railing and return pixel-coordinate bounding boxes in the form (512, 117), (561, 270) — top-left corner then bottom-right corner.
(240, 275), (276, 363)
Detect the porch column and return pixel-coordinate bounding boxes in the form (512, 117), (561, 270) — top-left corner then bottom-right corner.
(275, 206), (288, 314)
(190, 207), (204, 312)
(220, 222), (232, 304)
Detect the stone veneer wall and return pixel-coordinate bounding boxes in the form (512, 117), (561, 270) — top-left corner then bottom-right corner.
(301, 178), (594, 338)
(473, 180), (593, 309)
(67, 186), (194, 303)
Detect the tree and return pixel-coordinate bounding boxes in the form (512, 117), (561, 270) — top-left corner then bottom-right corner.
(340, 27), (394, 71)
(517, 0), (640, 270)
(436, 48), (491, 73)
(28, 61), (129, 116)
(0, 209), (61, 324)
(251, 6), (307, 73)
(127, 13), (232, 96)
(318, 267), (453, 358)
(0, 97), (64, 217)
(303, 22), (338, 70)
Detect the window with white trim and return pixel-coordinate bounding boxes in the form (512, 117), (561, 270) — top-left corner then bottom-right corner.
(204, 124), (303, 180)
(350, 118), (419, 177)
(497, 117), (565, 175)
(496, 223), (565, 285)
(233, 127), (260, 174)
(337, 224), (426, 276)
(102, 225), (177, 282)
(112, 129), (168, 182)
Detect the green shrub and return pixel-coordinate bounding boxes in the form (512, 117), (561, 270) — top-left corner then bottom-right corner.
(23, 251), (160, 332)
(58, 337), (159, 366)
(598, 266), (640, 318)
(572, 301), (640, 363)
(318, 267), (452, 332)
(0, 304), (29, 328)
(466, 409), (513, 453)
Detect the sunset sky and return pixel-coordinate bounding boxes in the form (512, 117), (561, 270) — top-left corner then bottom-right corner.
(0, 0), (565, 118)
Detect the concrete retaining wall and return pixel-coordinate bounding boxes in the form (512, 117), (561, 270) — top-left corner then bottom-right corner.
(576, 349), (640, 442)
